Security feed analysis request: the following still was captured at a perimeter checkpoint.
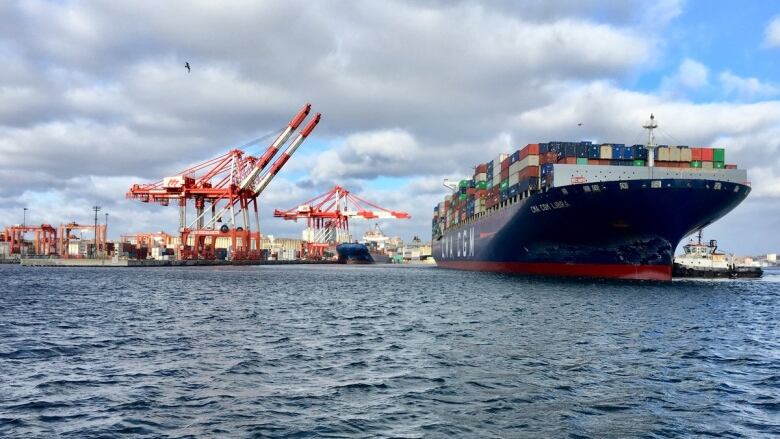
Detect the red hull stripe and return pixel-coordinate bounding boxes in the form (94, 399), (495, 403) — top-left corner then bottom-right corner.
(437, 260), (672, 281)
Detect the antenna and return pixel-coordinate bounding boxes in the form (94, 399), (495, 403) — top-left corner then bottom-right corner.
(642, 113), (658, 168)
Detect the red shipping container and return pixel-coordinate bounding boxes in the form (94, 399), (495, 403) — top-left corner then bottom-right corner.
(500, 168), (510, 180)
(559, 157), (577, 164)
(466, 188), (477, 195)
(501, 158), (510, 170)
(691, 147), (702, 161)
(519, 165), (540, 179)
(725, 164), (737, 169)
(587, 159), (599, 165)
(701, 148), (714, 161)
(519, 143), (540, 160)
(475, 163), (488, 174)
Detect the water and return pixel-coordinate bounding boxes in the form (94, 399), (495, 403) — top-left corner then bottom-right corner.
(1, 264), (778, 438)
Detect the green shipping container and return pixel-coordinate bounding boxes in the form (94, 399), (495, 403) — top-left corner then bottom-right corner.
(477, 181), (488, 190)
(500, 180), (509, 191)
(459, 194), (467, 200)
(459, 179), (470, 188)
(713, 148), (725, 162)
(633, 159), (645, 166)
(690, 160), (702, 168)
(714, 161), (725, 169)
(576, 157), (588, 165)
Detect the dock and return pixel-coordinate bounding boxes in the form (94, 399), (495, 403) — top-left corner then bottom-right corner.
(19, 259), (334, 267)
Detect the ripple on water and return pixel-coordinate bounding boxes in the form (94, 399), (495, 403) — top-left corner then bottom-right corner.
(0, 264), (778, 437)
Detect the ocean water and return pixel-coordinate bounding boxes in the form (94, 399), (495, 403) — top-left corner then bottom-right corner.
(0, 264), (778, 438)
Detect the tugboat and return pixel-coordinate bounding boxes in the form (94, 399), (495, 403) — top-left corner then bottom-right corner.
(673, 231), (763, 278)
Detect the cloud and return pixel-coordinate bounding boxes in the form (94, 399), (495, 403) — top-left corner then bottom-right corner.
(659, 58), (709, 97)
(764, 16), (780, 48)
(719, 71), (780, 101)
(1, 1), (779, 254)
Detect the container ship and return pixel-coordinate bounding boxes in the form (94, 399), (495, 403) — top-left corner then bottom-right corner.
(431, 115), (751, 281)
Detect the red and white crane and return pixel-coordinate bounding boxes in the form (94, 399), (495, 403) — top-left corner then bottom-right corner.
(126, 103), (321, 260)
(273, 185), (410, 259)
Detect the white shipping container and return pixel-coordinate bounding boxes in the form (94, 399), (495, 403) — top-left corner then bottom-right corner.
(474, 172), (487, 182)
(680, 148), (692, 162)
(669, 147), (681, 162)
(657, 147), (670, 161)
(600, 145), (612, 159)
(508, 172), (520, 186)
(518, 154), (539, 169)
(702, 161), (714, 169)
(509, 160), (522, 175)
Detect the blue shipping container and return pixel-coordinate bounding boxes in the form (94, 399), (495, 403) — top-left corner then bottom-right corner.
(588, 144), (600, 158)
(541, 163), (554, 176)
(622, 147), (634, 160)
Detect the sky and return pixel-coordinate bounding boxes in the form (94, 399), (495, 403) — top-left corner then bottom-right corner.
(1, 0), (779, 255)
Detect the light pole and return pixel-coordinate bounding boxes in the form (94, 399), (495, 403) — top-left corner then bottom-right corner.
(93, 205), (101, 259)
(104, 212), (109, 259)
(22, 207), (28, 256)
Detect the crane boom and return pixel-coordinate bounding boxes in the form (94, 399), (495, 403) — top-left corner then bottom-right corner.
(198, 112), (321, 230)
(239, 103), (311, 190)
(250, 113), (321, 196)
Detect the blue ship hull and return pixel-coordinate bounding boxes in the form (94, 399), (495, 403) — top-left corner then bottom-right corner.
(336, 243), (374, 264)
(433, 178), (750, 280)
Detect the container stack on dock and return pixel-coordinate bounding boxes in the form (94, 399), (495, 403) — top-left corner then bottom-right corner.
(432, 141), (738, 236)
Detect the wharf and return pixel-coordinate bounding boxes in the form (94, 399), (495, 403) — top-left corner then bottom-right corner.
(19, 259), (334, 267)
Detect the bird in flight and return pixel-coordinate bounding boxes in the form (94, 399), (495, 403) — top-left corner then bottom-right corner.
(577, 123), (583, 126)
(185, 62), (191, 73)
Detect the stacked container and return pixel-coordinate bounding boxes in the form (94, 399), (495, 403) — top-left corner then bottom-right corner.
(432, 140), (738, 233)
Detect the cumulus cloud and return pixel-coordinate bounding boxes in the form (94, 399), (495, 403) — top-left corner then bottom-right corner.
(719, 71), (780, 101)
(0, 1), (778, 253)
(660, 58), (709, 97)
(764, 16), (780, 48)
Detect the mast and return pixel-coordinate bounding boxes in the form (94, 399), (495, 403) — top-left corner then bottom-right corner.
(642, 113), (658, 168)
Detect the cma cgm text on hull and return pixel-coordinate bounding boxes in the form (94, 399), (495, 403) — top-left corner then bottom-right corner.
(431, 116), (751, 281)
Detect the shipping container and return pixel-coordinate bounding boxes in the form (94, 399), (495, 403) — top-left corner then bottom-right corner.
(560, 157), (578, 164)
(600, 145), (613, 159)
(576, 143), (588, 158)
(475, 163), (488, 174)
(690, 160), (702, 168)
(680, 147), (692, 162)
(587, 159), (600, 165)
(500, 179), (509, 191)
(500, 168), (509, 181)
(611, 144), (623, 159)
(701, 148), (714, 161)
(622, 147), (634, 160)
(714, 161), (725, 169)
(691, 147), (702, 161)
(657, 147), (670, 161)
(576, 157), (588, 165)
(713, 148), (725, 162)
(633, 159), (645, 166)
(702, 161), (714, 169)
(669, 147), (681, 162)
(474, 172), (487, 182)
(518, 154), (539, 169)
(520, 143), (540, 160)
(510, 150), (520, 164)
(588, 144), (600, 158)
(725, 164), (737, 169)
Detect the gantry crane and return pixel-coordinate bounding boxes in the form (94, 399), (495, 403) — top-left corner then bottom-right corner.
(126, 103), (321, 260)
(58, 222), (106, 258)
(3, 224), (58, 256)
(273, 185), (410, 259)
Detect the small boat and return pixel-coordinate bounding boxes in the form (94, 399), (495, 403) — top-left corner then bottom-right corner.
(673, 231), (762, 279)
